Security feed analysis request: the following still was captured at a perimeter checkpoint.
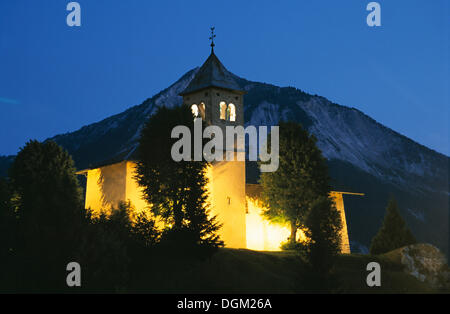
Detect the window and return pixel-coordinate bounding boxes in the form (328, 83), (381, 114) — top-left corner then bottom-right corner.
(228, 103), (236, 122)
(191, 104), (199, 118)
(199, 102), (205, 119)
(219, 102), (237, 122)
(219, 101), (227, 120)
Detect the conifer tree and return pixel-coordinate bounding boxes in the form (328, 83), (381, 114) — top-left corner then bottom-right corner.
(370, 198), (416, 255)
(8, 140), (86, 291)
(259, 121), (330, 245)
(305, 196), (342, 274)
(0, 177), (15, 289)
(135, 106), (223, 253)
(0, 177), (13, 245)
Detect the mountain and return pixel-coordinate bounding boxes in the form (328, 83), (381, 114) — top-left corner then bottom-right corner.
(0, 68), (448, 255)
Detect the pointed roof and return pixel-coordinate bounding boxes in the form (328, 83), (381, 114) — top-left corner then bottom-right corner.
(180, 51), (244, 96)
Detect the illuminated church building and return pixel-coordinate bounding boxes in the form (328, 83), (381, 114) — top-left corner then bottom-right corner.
(78, 46), (362, 253)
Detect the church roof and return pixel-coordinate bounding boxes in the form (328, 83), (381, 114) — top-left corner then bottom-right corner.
(180, 51), (244, 95)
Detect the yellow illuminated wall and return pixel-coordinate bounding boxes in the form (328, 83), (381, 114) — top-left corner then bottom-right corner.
(125, 161), (149, 216)
(84, 161), (127, 217)
(206, 159), (247, 248)
(82, 160), (247, 248)
(245, 184), (307, 251)
(246, 196), (291, 251)
(245, 184), (351, 253)
(81, 161), (352, 253)
(329, 191), (351, 254)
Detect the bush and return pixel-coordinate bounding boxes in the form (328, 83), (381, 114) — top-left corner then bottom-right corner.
(305, 196), (342, 275)
(78, 202), (160, 292)
(370, 198), (416, 255)
(8, 140), (86, 292)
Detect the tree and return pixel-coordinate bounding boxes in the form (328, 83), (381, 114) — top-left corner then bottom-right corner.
(78, 201), (159, 292)
(259, 121), (330, 245)
(135, 106), (223, 252)
(8, 140), (86, 291)
(305, 196), (342, 275)
(0, 177), (16, 290)
(0, 177), (13, 249)
(370, 198), (416, 255)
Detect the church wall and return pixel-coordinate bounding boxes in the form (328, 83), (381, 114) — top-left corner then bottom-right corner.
(207, 160), (247, 248)
(246, 197), (291, 251)
(84, 161), (127, 216)
(123, 159), (248, 248)
(84, 161), (351, 253)
(330, 192), (351, 254)
(83, 159), (248, 248)
(84, 168), (103, 215)
(246, 185), (351, 253)
(125, 161), (148, 214)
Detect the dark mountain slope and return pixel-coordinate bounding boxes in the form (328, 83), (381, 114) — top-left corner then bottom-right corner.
(1, 68), (448, 255)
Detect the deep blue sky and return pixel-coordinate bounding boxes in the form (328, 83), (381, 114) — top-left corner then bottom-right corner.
(0, 1), (448, 156)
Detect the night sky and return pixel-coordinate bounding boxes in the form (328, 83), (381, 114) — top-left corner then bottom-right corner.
(0, 1), (448, 156)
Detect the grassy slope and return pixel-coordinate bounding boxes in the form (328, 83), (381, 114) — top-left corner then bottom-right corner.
(141, 248), (437, 294)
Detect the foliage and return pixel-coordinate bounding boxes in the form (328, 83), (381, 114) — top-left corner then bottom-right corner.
(0, 135), (223, 291)
(91, 201), (160, 250)
(370, 198), (416, 255)
(77, 202), (160, 292)
(7, 140), (86, 292)
(75, 210), (130, 292)
(0, 177), (13, 247)
(259, 121), (330, 243)
(0, 141), (161, 292)
(135, 105), (223, 253)
(280, 239), (309, 255)
(0, 177), (16, 289)
(305, 196), (342, 274)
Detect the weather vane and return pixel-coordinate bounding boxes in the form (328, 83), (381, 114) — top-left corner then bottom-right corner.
(209, 26), (216, 52)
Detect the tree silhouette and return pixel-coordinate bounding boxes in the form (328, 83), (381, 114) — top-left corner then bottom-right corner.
(305, 196), (342, 274)
(8, 140), (86, 291)
(259, 121), (330, 245)
(135, 106), (223, 255)
(0, 177), (16, 290)
(78, 201), (159, 292)
(370, 198), (416, 255)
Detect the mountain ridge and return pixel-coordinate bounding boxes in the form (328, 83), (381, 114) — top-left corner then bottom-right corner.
(0, 68), (448, 255)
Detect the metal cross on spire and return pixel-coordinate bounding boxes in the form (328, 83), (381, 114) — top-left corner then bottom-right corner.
(209, 26), (216, 52)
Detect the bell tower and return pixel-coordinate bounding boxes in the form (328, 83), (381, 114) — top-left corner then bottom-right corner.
(179, 31), (245, 131)
(178, 29), (247, 248)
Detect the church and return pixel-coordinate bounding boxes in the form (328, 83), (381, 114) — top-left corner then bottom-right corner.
(77, 42), (362, 253)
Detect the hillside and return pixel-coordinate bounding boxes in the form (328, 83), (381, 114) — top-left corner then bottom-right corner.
(131, 248), (437, 293)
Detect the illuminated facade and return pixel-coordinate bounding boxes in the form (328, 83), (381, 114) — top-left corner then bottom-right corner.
(78, 50), (362, 253)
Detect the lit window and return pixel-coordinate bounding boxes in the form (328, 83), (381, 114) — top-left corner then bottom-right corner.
(191, 104), (199, 117)
(228, 103), (236, 122)
(199, 102), (206, 119)
(219, 101), (227, 120)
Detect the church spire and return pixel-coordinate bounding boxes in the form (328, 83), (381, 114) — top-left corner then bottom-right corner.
(209, 26), (216, 53)
(179, 28), (244, 96)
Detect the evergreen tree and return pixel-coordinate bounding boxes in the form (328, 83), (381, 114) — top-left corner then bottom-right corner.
(259, 121), (330, 245)
(8, 140), (86, 291)
(305, 196), (342, 275)
(76, 212), (130, 293)
(79, 201), (159, 292)
(135, 106), (223, 253)
(370, 198), (416, 255)
(0, 177), (13, 248)
(0, 177), (16, 290)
